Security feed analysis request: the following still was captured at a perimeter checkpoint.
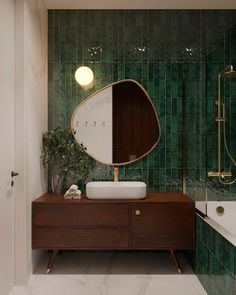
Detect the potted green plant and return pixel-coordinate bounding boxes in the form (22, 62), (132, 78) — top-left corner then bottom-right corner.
(41, 127), (94, 193)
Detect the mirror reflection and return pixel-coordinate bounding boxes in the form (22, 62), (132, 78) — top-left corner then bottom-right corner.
(71, 80), (161, 165)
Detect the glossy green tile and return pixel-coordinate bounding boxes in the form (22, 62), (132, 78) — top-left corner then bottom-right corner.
(48, 9), (236, 198)
(126, 168), (142, 181)
(115, 166), (124, 181)
(48, 27), (54, 62)
(195, 214), (236, 294)
(196, 240), (209, 275)
(234, 247), (236, 277)
(100, 11), (119, 62)
(228, 243), (235, 276)
(48, 81), (54, 129)
(147, 11), (166, 61)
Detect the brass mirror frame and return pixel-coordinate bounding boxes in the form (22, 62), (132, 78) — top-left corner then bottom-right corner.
(71, 79), (161, 166)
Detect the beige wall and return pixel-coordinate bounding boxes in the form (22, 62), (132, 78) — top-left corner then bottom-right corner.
(14, 0), (47, 285)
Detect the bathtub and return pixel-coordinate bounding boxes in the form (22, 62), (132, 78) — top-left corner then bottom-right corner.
(197, 201), (236, 246)
(195, 201), (236, 295)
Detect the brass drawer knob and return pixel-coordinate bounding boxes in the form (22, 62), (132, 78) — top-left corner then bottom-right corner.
(135, 209), (141, 216)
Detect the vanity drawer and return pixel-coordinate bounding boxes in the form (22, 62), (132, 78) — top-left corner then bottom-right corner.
(32, 204), (129, 226)
(32, 228), (129, 249)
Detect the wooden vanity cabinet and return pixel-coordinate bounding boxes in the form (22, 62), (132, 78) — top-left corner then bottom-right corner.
(32, 192), (195, 272)
(32, 202), (129, 249)
(132, 202), (194, 249)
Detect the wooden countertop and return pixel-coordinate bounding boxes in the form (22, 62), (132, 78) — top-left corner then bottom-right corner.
(33, 192), (194, 204)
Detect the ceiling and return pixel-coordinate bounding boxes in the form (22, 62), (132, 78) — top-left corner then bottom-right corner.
(43, 0), (236, 9)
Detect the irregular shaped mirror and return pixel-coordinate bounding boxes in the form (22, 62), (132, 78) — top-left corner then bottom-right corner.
(71, 80), (161, 165)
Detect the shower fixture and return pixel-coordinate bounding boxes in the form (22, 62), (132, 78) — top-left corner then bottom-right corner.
(208, 65), (236, 184)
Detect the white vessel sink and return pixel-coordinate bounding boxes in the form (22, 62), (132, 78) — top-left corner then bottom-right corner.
(86, 181), (146, 200)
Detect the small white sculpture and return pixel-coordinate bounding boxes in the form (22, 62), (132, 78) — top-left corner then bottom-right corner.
(64, 184), (82, 200)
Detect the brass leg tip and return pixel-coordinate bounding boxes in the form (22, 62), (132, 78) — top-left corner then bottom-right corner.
(177, 268), (182, 274)
(46, 268), (51, 274)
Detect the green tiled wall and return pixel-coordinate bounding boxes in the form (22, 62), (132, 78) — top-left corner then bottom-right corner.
(48, 10), (236, 194)
(191, 215), (236, 295)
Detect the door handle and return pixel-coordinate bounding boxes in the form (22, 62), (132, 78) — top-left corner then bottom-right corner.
(11, 171), (19, 177)
(11, 171), (19, 187)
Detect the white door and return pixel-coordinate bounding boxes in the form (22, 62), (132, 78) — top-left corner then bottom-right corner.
(0, 0), (15, 294)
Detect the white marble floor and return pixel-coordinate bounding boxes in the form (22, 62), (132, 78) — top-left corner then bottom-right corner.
(34, 250), (194, 275)
(10, 251), (207, 295)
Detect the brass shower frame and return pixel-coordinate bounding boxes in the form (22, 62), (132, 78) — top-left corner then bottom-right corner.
(208, 65), (234, 178)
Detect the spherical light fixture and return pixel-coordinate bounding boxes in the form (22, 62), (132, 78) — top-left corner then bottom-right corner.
(75, 66), (94, 87)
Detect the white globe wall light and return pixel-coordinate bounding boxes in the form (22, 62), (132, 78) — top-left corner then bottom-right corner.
(75, 66), (94, 87)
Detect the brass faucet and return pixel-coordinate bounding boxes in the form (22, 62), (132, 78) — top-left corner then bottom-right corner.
(114, 166), (119, 182)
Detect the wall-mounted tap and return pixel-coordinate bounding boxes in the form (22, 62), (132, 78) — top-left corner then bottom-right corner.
(114, 166), (119, 182)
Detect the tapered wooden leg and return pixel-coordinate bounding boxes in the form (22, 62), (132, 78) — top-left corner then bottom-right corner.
(46, 249), (59, 274)
(169, 250), (182, 274)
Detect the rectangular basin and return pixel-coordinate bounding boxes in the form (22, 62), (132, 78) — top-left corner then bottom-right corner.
(86, 181), (146, 200)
